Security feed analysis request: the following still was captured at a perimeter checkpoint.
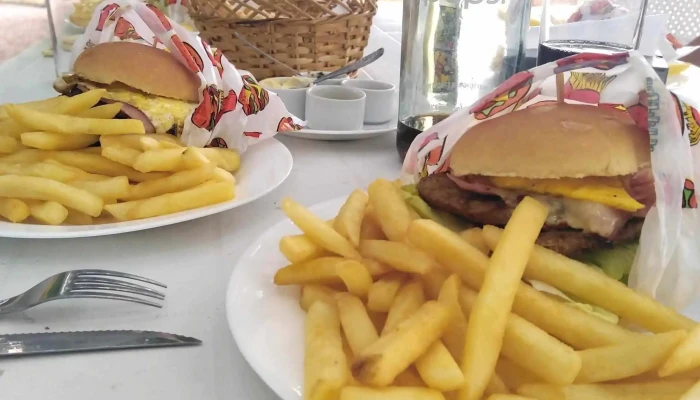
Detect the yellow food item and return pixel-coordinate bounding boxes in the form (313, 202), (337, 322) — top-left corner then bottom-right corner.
(490, 176), (644, 212)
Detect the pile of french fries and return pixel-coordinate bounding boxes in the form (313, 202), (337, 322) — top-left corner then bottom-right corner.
(0, 90), (238, 225)
(274, 178), (700, 400)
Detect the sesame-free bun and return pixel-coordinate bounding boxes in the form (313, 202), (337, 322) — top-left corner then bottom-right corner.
(449, 103), (651, 179)
(73, 41), (200, 102)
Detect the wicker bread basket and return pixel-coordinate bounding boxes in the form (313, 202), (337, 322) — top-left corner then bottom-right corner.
(187, 0), (378, 79)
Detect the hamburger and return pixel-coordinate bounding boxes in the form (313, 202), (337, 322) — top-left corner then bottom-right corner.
(54, 41), (200, 135)
(414, 104), (654, 267)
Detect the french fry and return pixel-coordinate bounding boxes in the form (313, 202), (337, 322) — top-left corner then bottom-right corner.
(575, 330), (687, 383)
(53, 89), (107, 114)
(146, 133), (184, 147)
(280, 234), (329, 264)
(0, 198), (29, 222)
(100, 134), (159, 151)
(213, 167), (235, 183)
(21, 131), (99, 151)
(359, 240), (434, 275)
(275, 257), (349, 286)
(105, 181), (234, 221)
(415, 341), (465, 391)
(300, 285), (338, 311)
(0, 119), (24, 139)
(458, 197), (549, 400)
(281, 197), (361, 260)
(0, 96), (65, 121)
(336, 292), (379, 355)
(382, 280), (425, 335)
(70, 176), (130, 200)
(369, 311), (387, 334)
(460, 227), (490, 255)
(392, 367), (423, 387)
(368, 179), (413, 242)
(680, 381), (700, 400)
(367, 274), (405, 312)
(0, 136), (22, 153)
(360, 206), (387, 241)
(485, 373), (512, 397)
(459, 286), (582, 386)
(133, 148), (186, 172)
(123, 165), (215, 201)
(0, 148), (45, 163)
(0, 160), (93, 182)
(101, 146), (141, 167)
(481, 225), (695, 333)
(182, 147), (212, 169)
(362, 259), (393, 277)
(79, 147), (103, 155)
(659, 324), (700, 377)
(407, 219), (640, 349)
(352, 301), (450, 387)
(334, 189), (369, 247)
(495, 358), (541, 390)
(487, 396), (535, 400)
(4, 104), (145, 135)
(304, 301), (348, 400)
(518, 380), (695, 400)
(64, 209), (94, 225)
(421, 269), (450, 300)
(76, 103), (123, 119)
(336, 260), (373, 298)
(340, 387), (446, 400)
(0, 175), (102, 216)
(438, 274), (468, 361)
(198, 147), (241, 172)
(50, 151), (168, 182)
(26, 200), (68, 225)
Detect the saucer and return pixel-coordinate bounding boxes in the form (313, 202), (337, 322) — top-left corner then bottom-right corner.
(284, 117), (397, 141)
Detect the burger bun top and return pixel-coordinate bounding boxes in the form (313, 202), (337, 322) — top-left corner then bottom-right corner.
(73, 41), (200, 102)
(449, 103), (651, 179)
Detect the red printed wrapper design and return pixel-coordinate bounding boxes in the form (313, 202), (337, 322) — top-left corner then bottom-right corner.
(71, 0), (302, 153)
(401, 51), (700, 309)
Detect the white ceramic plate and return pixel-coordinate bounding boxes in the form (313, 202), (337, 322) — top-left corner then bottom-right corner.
(0, 139), (293, 239)
(226, 196), (344, 400)
(284, 118), (397, 141)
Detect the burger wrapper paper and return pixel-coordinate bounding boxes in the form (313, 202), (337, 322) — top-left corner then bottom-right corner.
(70, 0), (303, 152)
(401, 51), (700, 310)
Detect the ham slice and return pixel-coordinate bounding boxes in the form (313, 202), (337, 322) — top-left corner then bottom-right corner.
(620, 167), (655, 217)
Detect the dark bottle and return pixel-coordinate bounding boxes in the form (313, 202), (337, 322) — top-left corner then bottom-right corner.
(396, 0), (531, 162)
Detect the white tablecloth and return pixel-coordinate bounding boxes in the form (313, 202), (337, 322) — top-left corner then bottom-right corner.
(1, 2), (700, 398)
(0, 3), (403, 400)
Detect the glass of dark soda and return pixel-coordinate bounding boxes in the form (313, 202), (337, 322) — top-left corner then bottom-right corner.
(536, 0), (648, 66)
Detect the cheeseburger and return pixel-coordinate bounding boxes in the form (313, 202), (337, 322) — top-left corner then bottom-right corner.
(54, 41), (200, 135)
(416, 103), (654, 258)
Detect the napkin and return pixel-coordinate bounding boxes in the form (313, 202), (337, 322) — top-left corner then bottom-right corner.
(401, 51), (700, 309)
(70, 0), (302, 152)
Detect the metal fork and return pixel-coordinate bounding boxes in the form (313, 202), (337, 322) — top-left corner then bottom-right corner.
(0, 270), (167, 315)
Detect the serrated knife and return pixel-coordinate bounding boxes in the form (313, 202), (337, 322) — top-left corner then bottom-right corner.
(0, 330), (201, 357)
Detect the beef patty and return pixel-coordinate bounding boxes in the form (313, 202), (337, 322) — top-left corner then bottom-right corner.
(417, 173), (643, 256)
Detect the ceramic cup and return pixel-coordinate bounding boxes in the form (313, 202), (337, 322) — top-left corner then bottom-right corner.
(340, 79), (396, 124)
(313, 78), (347, 86)
(259, 77), (312, 119)
(305, 86), (366, 131)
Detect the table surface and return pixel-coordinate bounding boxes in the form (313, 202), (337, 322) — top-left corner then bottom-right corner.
(0, 3), (404, 400)
(1, 3), (700, 399)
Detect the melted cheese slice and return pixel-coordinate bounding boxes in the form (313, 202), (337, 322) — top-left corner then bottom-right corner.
(490, 176), (644, 212)
(102, 88), (193, 134)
